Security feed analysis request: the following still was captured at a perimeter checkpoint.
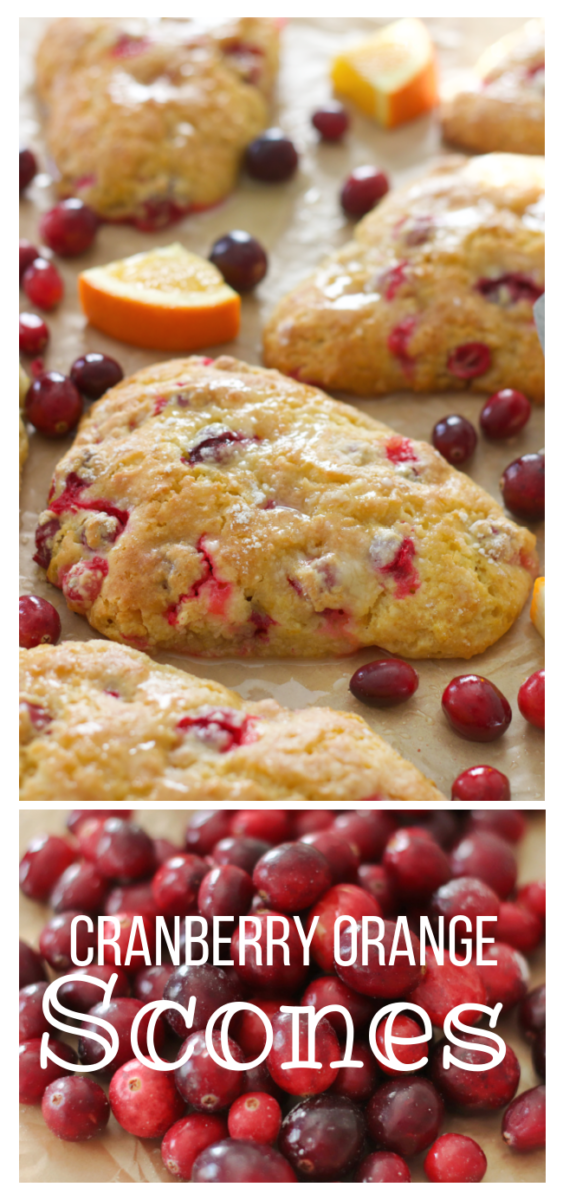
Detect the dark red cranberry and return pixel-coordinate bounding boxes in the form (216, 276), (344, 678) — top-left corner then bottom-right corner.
(331, 1040), (378, 1102)
(450, 831), (517, 898)
(161, 1113), (228, 1180)
(209, 230), (267, 292)
(19, 834), (76, 901)
(39, 910), (96, 971)
(245, 128), (298, 183)
(518, 669), (545, 729)
(19, 982), (53, 1042)
(475, 942), (529, 1010)
(163, 963), (241, 1036)
(301, 976), (376, 1041)
(432, 414), (477, 465)
(19, 1037), (77, 1104)
(19, 940), (47, 989)
(231, 910), (307, 992)
(133, 964), (175, 1006)
(431, 1033), (520, 1110)
(375, 1013), (429, 1077)
(312, 103), (350, 141)
(20, 148), (37, 192)
(231, 809), (291, 843)
(446, 342), (491, 379)
(67, 809), (133, 835)
(366, 1077), (444, 1157)
(500, 452), (544, 520)
(175, 1029), (244, 1110)
(299, 829), (359, 883)
(340, 166), (390, 218)
(383, 827), (451, 900)
(70, 352), (124, 399)
(151, 852), (207, 917)
(424, 1133), (487, 1182)
(431, 875), (501, 934)
(198, 864), (254, 920)
(50, 860), (107, 914)
(20, 239), (40, 281)
(25, 371), (83, 437)
(467, 809), (526, 843)
(332, 810), (396, 861)
(233, 997), (282, 1058)
(94, 818), (155, 882)
(228, 1092), (282, 1144)
(419, 810), (460, 850)
(336, 919), (422, 999)
(442, 674), (512, 742)
(519, 984), (546, 1040)
(517, 880), (546, 923)
(407, 950), (486, 1028)
(39, 199), (98, 257)
(104, 880), (157, 921)
(356, 1151), (411, 1182)
(192, 1139), (297, 1182)
(213, 836), (272, 874)
(22, 258), (64, 310)
(495, 902), (543, 954)
(57, 964), (129, 1014)
(532, 1029), (545, 1080)
(185, 809), (233, 855)
(152, 836), (183, 868)
(19, 594), (61, 649)
(253, 841), (332, 912)
(291, 810), (333, 837)
(357, 863), (397, 915)
(109, 1060), (185, 1137)
(451, 764), (510, 802)
(502, 1085), (545, 1151)
(79, 997), (166, 1069)
(279, 1093), (365, 1179)
(42, 1075), (110, 1141)
(349, 658), (418, 707)
(75, 817), (106, 862)
(19, 312), (49, 356)
(480, 389), (531, 439)
(307, 883), (382, 973)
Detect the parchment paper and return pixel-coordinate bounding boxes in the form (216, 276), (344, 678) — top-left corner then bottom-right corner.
(19, 18), (544, 801)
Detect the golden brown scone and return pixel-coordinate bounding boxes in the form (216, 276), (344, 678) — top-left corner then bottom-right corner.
(35, 17), (279, 224)
(441, 20), (544, 155)
(33, 356), (537, 660)
(20, 641), (445, 803)
(263, 154), (544, 401)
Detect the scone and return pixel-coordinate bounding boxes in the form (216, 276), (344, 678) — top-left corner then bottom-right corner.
(20, 641), (444, 803)
(441, 20), (544, 156)
(263, 154), (544, 401)
(33, 356), (537, 660)
(35, 17), (279, 225)
(19, 364), (29, 483)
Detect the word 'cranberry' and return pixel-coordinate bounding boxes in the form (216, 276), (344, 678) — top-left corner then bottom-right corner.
(451, 764), (510, 802)
(442, 674), (512, 742)
(228, 1092), (282, 1145)
(42, 1076), (110, 1142)
(480, 389), (531, 439)
(432, 414), (477, 465)
(209, 230), (268, 292)
(20, 148), (37, 192)
(312, 103), (350, 140)
(245, 128), (298, 183)
(39, 198), (98, 257)
(500, 452), (544, 521)
(340, 166), (390, 218)
(518, 669), (545, 730)
(22, 258), (64, 310)
(19, 312), (49, 356)
(349, 657), (418, 707)
(447, 342), (491, 379)
(70, 353), (124, 399)
(25, 371), (83, 437)
(19, 594), (61, 649)
(424, 1133), (487, 1183)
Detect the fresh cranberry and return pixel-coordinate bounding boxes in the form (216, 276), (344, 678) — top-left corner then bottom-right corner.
(233, 997), (283, 1058)
(332, 810), (396, 861)
(41, 1075), (110, 1142)
(431, 414), (477, 465)
(253, 841), (332, 912)
(19, 940), (47, 989)
(192, 1139), (297, 1182)
(431, 1033), (520, 1110)
(307, 883), (383, 973)
(500, 452), (544, 520)
(407, 950), (486, 1027)
(20, 148), (37, 192)
(357, 863), (397, 915)
(240, 1061), (284, 1102)
(356, 1151), (411, 1182)
(79, 997), (166, 1069)
(467, 809), (527, 843)
(19, 834), (76, 901)
(22, 258), (64, 310)
(231, 910), (307, 993)
(340, 166), (390, 218)
(133, 964), (175, 1006)
(446, 342), (491, 379)
(301, 976), (376, 1040)
(519, 984), (546, 1040)
(533, 1029), (545, 1079)
(228, 1092), (282, 1144)
(383, 827), (451, 900)
(424, 1133), (487, 1183)
(374, 1013), (428, 1077)
(442, 674), (512, 742)
(245, 128), (298, 182)
(231, 810), (291, 843)
(209, 230), (267, 292)
(312, 103), (350, 141)
(163, 963), (242, 1037)
(25, 371), (83, 436)
(153, 837), (183, 868)
(518, 669), (545, 730)
(279, 1093), (365, 1179)
(495, 902), (543, 953)
(336, 919), (422, 999)
(366, 1077), (444, 1156)
(349, 658), (418, 707)
(291, 811), (333, 837)
(104, 881), (157, 921)
(151, 852), (207, 917)
(70, 352), (124, 399)
(19, 312), (49, 356)
(431, 875), (501, 934)
(19, 594), (61, 650)
(98, 911), (157, 973)
(33, 516), (60, 569)
(450, 830), (517, 898)
(39, 910), (96, 971)
(420, 811), (461, 850)
(50, 860), (107, 914)
(94, 818), (155, 881)
(330, 1039), (378, 1102)
(19, 982), (53, 1042)
(185, 809), (233, 855)
(299, 829), (360, 883)
(74, 817), (106, 861)
(268, 1009), (341, 1097)
(198, 864), (254, 920)
(213, 836), (272, 874)
(19, 1037), (77, 1104)
(502, 1085), (545, 1151)
(475, 942), (529, 1010)
(57, 964), (129, 1014)
(175, 1029), (244, 1110)
(451, 764), (511, 802)
(161, 1113), (228, 1180)
(480, 389), (531, 439)
(517, 880), (546, 923)
(67, 809), (132, 836)
(39, 199), (98, 257)
(19, 239), (40, 281)
(109, 1059), (185, 1137)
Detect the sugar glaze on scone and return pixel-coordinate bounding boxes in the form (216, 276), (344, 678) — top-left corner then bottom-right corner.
(263, 154), (544, 401)
(34, 357), (537, 660)
(20, 641), (444, 803)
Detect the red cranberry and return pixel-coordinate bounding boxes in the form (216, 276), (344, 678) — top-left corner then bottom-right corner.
(467, 809), (526, 843)
(213, 836), (273, 874)
(518, 669), (545, 730)
(451, 764), (511, 802)
(39, 910), (96, 971)
(231, 909), (307, 992)
(502, 1085), (545, 1151)
(192, 1139), (297, 1182)
(480, 389), (531, 439)
(475, 942), (529, 1010)
(299, 829), (360, 883)
(442, 674), (512, 742)
(209, 230), (267, 292)
(25, 371), (83, 436)
(94, 818), (155, 882)
(19, 594), (61, 650)
(161, 1113), (228, 1180)
(68, 810), (130, 837)
(301, 976), (376, 1041)
(234, 997), (283, 1058)
(446, 342), (491, 379)
(151, 852), (207, 917)
(231, 810), (291, 843)
(356, 1151), (411, 1182)
(336, 919), (422, 999)
(253, 841), (332, 912)
(79, 996), (166, 1069)
(19, 834), (76, 901)
(39, 199), (98, 257)
(42, 1075), (110, 1142)
(450, 831), (517, 898)
(374, 1013), (428, 1078)
(19, 982), (53, 1042)
(175, 1029), (244, 1110)
(22, 258), (64, 310)
(349, 658), (418, 707)
(198, 864), (254, 920)
(424, 1133), (487, 1183)
(109, 1059), (185, 1137)
(357, 863), (397, 915)
(164, 963), (242, 1037)
(332, 810), (396, 862)
(20, 148), (37, 192)
(50, 860), (107, 914)
(407, 949), (486, 1028)
(432, 414), (477, 465)
(279, 1093), (365, 1179)
(75, 817), (106, 861)
(134, 964), (175, 1005)
(330, 1040), (378, 1102)
(312, 103), (350, 141)
(228, 1092), (282, 1144)
(240, 1061), (283, 1103)
(533, 1029), (545, 1080)
(152, 836), (182, 867)
(517, 880), (546, 923)
(340, 166), (390, 218)
(495, 902), (543, 953)
(19, 940), (47, 989)
(98, 911), (156, 974)
(419, 810), (460, 850)
(19, 312), (49, 356)
(185, 809), (233, 854)
(383, 827), (451, 900)
(70, 352), (124, 399)
(57, 964), (129, 1014)
(291, 811), (333, 837)
(366, 1077), (444, 1157)
(20, 239), (40, 281)
(431, 1033), (520, 1110)
(519, 984), (546, 1040)
(307, 883), (383, 973)
(500, 452), (544, 520)
(104, 880), (157, 921)
(245, 129), (298, 183)
(268, 1010), (340, 1096)
(431, 875), (501, 934)
(19, 1037), (77, 1104)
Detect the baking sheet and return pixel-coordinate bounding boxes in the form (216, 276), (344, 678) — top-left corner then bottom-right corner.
(19, 807), (546, 1184)
(19, 17), (544, 802)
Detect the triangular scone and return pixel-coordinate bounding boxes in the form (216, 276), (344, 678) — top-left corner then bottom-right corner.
(34, 357), (537, 660)
(263, 154), (544, 401)
(442, 20), (544, 156)
(20, 641), (445, 803)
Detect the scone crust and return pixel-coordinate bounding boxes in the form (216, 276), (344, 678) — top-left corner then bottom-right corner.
(35, 356), (537, 661)
(20, 641), (444, 803)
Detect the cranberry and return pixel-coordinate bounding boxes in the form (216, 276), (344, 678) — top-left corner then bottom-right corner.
(480, 389), (531, 439)
(299, 829), (359, 883)
(312, 103), (350, 141)
(245, 128), (298, 183)
(519, 984), (546, 1040)
(19, 1037), (77, 1104)
(450, 830), (517, 898)
(234, 997), (283, 1058)
(340, 166), (390, 218)
(70, 352), (124, 399)
(231, 909), (307, 992)
(349, 658), (418, 707)
(424, 1133), (487, 1183)
(407, 950), (486, 1027)
(22, 258), (64, 310)
(98, 911), (157, 973)
(79, 997), (166, 1069)
(20, 148), (37, 192)
(302, 976), (375, 1040)
(442, 674), (512, 742)
(33, 516), (61, 569)
(133, 964), (175, 1005)
(467, 809), (526, 843)
(533, 1029), (545, 1080)
(333, 810), (396, 861)
(19, 982), (53, 1042)
(19, 594), (61, 651)
(25, 371), (83, 437)
(39, 199), (98, 257)
(502, 1085), (545, 1151)
(94, 818), (155, 882)
(431, 875), (501, 934)
(268, 1010), (339, 1096)
(475, 942), (530, 1009)
(153, 836), (183, 867)
(19, 239), (40, 281)
(151, 852), (207, 917)
(161, 1113), (228, 1179)
(104, 881), (157, 921)
(231, 810), (291, 843)
(374, 1013), (428, 1077)
(517, 880), (546, 923)
(431, 1033), (520, 1110)
(109, 1059), (185, 1137)
(19, 834), (76, 901)
(185, 809), (233, 855)
(451, 764), (511, 802)
(213, 836), (272, 874)
(50, 860), (106, 915)
(67, 809), (131, 836)
(209, 230), (267, 292)
(253, 841), (332, 912)
(57, 964), (129, 1014)
(164, 963), (241, 1037)
(75, 817), (106, 861)
(419, 811), (461, 850)
(500, 452), (544, 521)
(366, 1077), (444, 1157)
(41, 1075), (110, 1142)
(198, 864), (254, 920)
(19, 940), (47, 989)
(19, 312), (49, 356)
(331, 1040), (378, 1102)
(356, 1151), (411, 1182)
(39, 910), (96, 971)
(446, 342), (491, 379)
(228, 1092), (282, 1144)
(292, 811), (333, 837)
(357, 863), (397, 915)
(279, 1093), (365, 1179)
(192, 1139), (297, 1182)
(175, 1029), (244, 1110)
(307, 883), (383, 973)
(336, 919), (422, 999)
(383, 827), (451, 900)
(432, 414), (477, 465)
(518, 669), (545, 729)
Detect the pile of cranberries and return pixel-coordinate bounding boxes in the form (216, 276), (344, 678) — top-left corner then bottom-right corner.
(19, 807), (545, 1181)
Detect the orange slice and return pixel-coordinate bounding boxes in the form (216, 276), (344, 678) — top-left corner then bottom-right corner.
(78, 243), (240, 352)
(331, 18), (438, 129)
(530, 576), (545, 639)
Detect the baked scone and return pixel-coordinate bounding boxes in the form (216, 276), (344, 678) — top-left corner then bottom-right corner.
(34, 356), (537, 660)
(20, 641), (444, 803)
(35, 17), (279, 225)
(19, 364), (29, 483)
(441, 20), (544, 156)
(263, 153), (544, 401)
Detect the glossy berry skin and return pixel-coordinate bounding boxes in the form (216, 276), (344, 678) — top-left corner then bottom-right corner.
(41, 1076), (110, 1141)
(357, 863), (397, 915)
(517, 879), (546, 924)
(299, 828), (359, 883)
(292, 810), (333, 837)
(519, 984), (546, 1040)
(518, 669), (545, 730)
(502, 1085), (545, 1151)
(301, 975), (375, 1041)
(306, 883), (383, 973)
(213, 836), (271, 874)
(192, 1139), (297, 1182)
(349, 658), (418, 707)
(375, 1014), (430, 1077)
(19, 982), (52, 1042)
(94, 818), (155, 881)
(451, 764), (510, 802)
(232, 809), (291, 843)
(20, 239), (40, 281)
(70, 353), (124, 399)
(19, 1037), (77, 1105)
(480, 389), (531, 439)
(56, 964), (130, 1014)
(39, 199), (98, 257)
(19, 940), (47, 989)
(50, 860), (108, 914)
(446, 342), (491, 379)
(209, 230), (268, 292)
(133, 963), (175, 1006)
(20, 148), (37, 192)
(268, 1011), (340, 1097)
(431, 414), (477, 465)
(356, 1151), (411, 1182)
(19, 312), (50, 355)
(442, 674), (512, 742)
(500, 452), (544, 521)
(406, 949), (486, 1028)
(22, 258), (64, 310)
(163, 963), (242, 1037)
(366, 1077), (444, 1157)
(67, 808), (132, 835)
(245, 128), (298, 182)
(24, 371), (83, 437)
(431, 1034), (520, 1111)
(19, 834), (76, 901)
(19, 595), (61, 649)
(474, 942), (529, 1010)
(383, 827), (451, 900)
(330, 1040), (378, 1102)
(228, 1092), (282, 1144)
(312, 103), (350, 141)
(231, 909), (307, 993)
(332, 809), (396, 861)
(234, 997), (283, 1058)
(79, 997), (166, 1069)
(424, 1133), (487, 1183)
(279, 1094), (365, 1180)
(341, 166), (390, 218)
(39, 910), (96, 971)
(431, 875), (501, 935)
(337, 919), (422, 999)
(175, 1030), (244, 1111)
(161, 1113), (228, 1180)
(198, 864), (254, 920)
(109, 1060), (185, 1137)
(104, 880), (157, 921)
(151, 852), (207, 917)
(185, 809), (233, 854)
(495, 902), (543, 954)
(449, 831), (517, 898)
(253, 841), (332, 912)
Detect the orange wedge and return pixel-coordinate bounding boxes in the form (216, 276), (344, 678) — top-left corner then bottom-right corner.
(331, 18), (438, 129)
(530, 576), (545, 639)
(78, 243), (240, 352)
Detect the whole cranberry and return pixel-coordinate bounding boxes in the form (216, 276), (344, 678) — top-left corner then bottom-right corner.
(474, 942), (529, 1009)
(19, 982), (53, 1042)
(57, 964), (130, 1014)
(228, 1092), (282, 1145)
(452, 764), (511, 802)
(19, 1037), (77, 1104)
(349, 657), (419, 707)
(79, 996), (166, 1069)
(42, 1075), (110, 1141)
(336, 919), (422, 999)
(420, 810), (461, 850)
(442, 674), (512, 742)
(424, 1133), (487, 1182)
(185, 809), (233, 854)
(198, 864), (254, 920)
(532, 1028), (545, 1080)
(25, 371), (83, 436)
(253, 841), (332, 912)
(153, 837), (183, 868)
(431, 1033), (520, 1110)
(268, 1010), (340, 1096)
(340, 166), (390, 218)
(19, 940), (47, 989)
(109, 1059), (185, 1137)
(213, 836), (271, 874)
(240, 1061), (284, 1102)
(446, 342), (491, 379)
(432, 414), (477, 465)
(357, 863), (397, 915)
(356, 1151), (411, 1182)
(231, 909), (307, 992)
(301, 975), (376, 1040)
(502, 1085), (545, 1151)
(75, 817), (109, 861)
(175, 1029), (244, 1110)
(292, 811), (333, 837)
(519, 984), (546, 1040)
(383, 827), (451, 900)
(161, 1112), (228, 1180)
(151, 852), (207, 916)
(449, 831), (517, 898)
(231, 810), (292, 843)
(104, 880), (157, 921)
(366, 1077), (444, 1157)
(67, 808), (132, 836)
(22, 258), (64, 310)
(245, 128), (298, 183)
(431, 875), (501, 934)
(20, 239), (40, 281)
(209, 230), (267, 292)
(501, 452), (544, 520)
(234, 997), (283, 1058)
(332, 810), (396, 861)
(299, 828), (360, 883)
(39, 198), (98, 257)
(133, 963), (175, 1005)
(330, 1039), (378, 1102)
(279, 1093), (365, 1179)
(517, 879), (546, 923)
(50, 859), (107, 914)
(94, 818), (155, 881)
(307, 883), (383, 973)
(480, 389), (531, 439)
(375, 1012), (430, 1080)
(19, 833), (76, 900)
(39, 910), (96, 971)
(406, 949), (486, 1028)
(518, 669), (545, 730)
(20, 148), (37, 192)
(494, 902), (543, 954)
(192, 1139), (297, 1182)
(312, 102), (350, 141)
(19, 312), (50, 356)
(467, 809), (526, 843)
(164, 963), (242, 1037)
(70, 352), (124, 399)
